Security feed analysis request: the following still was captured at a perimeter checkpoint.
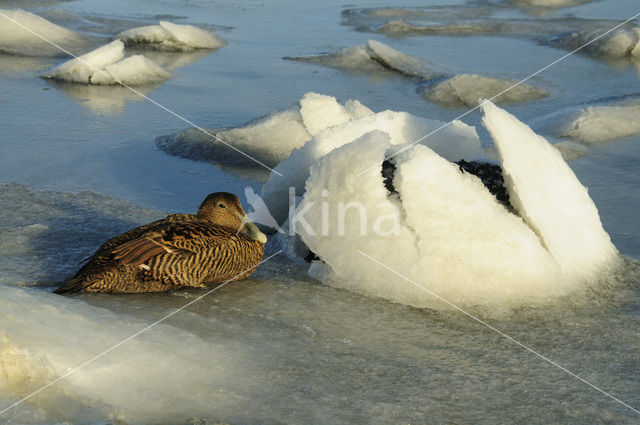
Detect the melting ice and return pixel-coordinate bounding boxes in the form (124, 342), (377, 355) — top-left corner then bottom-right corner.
(267, 100), (620, 310)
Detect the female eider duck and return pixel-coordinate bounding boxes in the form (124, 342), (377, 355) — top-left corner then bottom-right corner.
(54, 192), (267, 294)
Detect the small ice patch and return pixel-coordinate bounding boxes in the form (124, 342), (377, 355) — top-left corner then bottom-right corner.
(535, 97), (640, 143)
(41, 40), (170, 85)
(546, 26), (640, 59)
(116, 20), (226, 51)
(422, 74), (548, 107)
(501, 0), (597, 7)
(0, 9), (86, 57)
(286, 39), (440, 79)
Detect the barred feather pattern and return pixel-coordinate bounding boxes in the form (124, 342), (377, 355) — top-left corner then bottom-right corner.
(55, 217), (265, 294)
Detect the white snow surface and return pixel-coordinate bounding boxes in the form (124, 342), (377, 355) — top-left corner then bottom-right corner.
(0, 9), (86, 57)
(290, 101), (618, 309)
(41, 40), (170, 85)
(262, 106), (484, 224)
(481, 100), (618, 280)
(536, 97), (640, 143)
(157, 92), (375, 168)
(423, 74), (548, 107)
(116, 21), (226, 51)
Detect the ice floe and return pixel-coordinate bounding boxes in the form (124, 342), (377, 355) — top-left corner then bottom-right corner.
(116, 20), (226, 51)
(343, 7), (639, 61)
(287, 39), (440, 79)
(289, 40), (547, 106)
(0, 9), (87, 56)
(261, 103), (484, 224)
(41, 40), (170, 85)
(422, 74), (548, 107)
(481, 101), (618, 280)
(485, 0), (598, 8)
(267, 101), (618, 309)
(535, 96), (640, 143)
(546, 27), (640, 59)
(156, 92), (375, 169)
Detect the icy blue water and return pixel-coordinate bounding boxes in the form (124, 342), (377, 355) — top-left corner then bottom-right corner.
(1, 0), (639, 424)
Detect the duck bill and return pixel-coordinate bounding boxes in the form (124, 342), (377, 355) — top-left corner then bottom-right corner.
(237, 213), (267, 243)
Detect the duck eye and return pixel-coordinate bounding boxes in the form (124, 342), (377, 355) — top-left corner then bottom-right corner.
(218, 203), (226, 208)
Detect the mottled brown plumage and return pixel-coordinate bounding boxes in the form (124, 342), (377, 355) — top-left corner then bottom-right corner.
(54, 192), (266, 294)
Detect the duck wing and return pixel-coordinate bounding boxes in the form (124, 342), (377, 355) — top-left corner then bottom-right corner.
(94, 213), (195, 255)
(110, 225), (201, 267)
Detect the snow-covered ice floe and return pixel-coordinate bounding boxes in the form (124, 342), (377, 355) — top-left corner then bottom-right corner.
(422, 74), (548, 107)
(546, 26), (640, 60)
(0, 9), (87, 57)
(289, 40), (547, 106)
(41, 40), (171, 85)
(264, 100), (619, 310)
(286, 39), (440, 79)
(156, 92), (375, 168)
(535, 96), (640, 143)
(261, 100), (484, 224)
(343, 7), (639, 61)
(116, 21), (226, 51)
(488, 0), (598, 7)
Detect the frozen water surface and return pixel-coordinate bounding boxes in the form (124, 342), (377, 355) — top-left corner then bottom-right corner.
(1, 0), (640, 423)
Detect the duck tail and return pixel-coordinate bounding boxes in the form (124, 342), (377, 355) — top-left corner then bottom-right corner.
(53, 276), (89, 295)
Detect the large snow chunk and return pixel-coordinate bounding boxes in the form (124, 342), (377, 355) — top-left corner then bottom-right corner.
(299, 92), (354, 135)
(481, 100), (618, 280)
(156, 92), (374, 168)
(286, 39), (440, 79)
(294, 102), (619, 310)
(262, 109), (484, 224)
(296, 132), (565, 310)
(423, 74), (548, 107)
(0, 9), (86, 57)
(116, 21), (226, 51)
(41, 40), (170, 85)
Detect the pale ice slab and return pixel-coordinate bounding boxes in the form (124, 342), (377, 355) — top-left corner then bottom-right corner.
(287, 39), (440, 79)
(157, 92), (374, 168)
(41, 40), (170, 85)
(0, 286), (240, 424)
(90, 54), (171, 85)
(116, 20), (226, 51)
(0, 9), (86, 57)
(294, 102), (618, 309)
(343, 7), (634, 62)
(423, 74), (548, 107)
(296, 132), (563, 310)
(498, 0), (598, 7)
(481, 100), (618, 280)
(547, 141), (588, 160)
(536, 97), (640, 143)
(262, 108), (484, 224)
(548, 26), (640, 59)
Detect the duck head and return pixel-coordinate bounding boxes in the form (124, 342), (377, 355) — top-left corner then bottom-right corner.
(197, 192), (267, 243)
